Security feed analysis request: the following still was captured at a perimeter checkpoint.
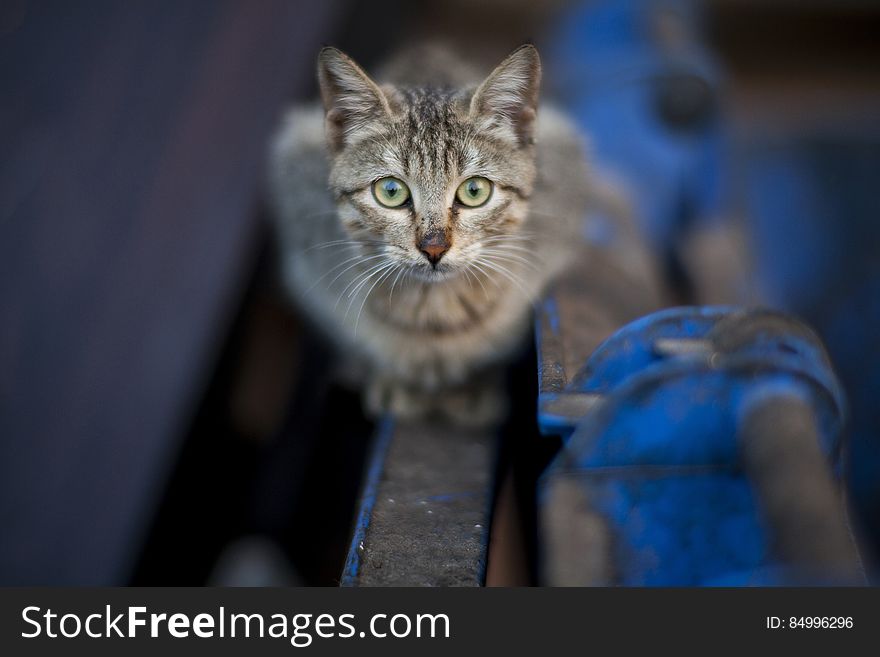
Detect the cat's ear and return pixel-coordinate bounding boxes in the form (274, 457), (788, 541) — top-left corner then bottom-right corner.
(317, 47), (391, 153)
(469, 45), (541, 147)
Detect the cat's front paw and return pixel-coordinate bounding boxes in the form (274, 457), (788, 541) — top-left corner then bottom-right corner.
(364, 376), (430, 420)
(436, 382), (507, 428)
(364, 375), (507, 428)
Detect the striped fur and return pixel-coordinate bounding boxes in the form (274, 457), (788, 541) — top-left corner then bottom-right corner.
(269, 45), (591, 424)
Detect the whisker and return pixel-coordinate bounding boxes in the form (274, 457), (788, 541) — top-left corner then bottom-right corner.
(301, 238), (386, 253)
(478, 233), (535, 243)
(344, 261), (397, 323)
(480, 258), (540, 277)
(479, 250), (541, 270)
(477, 238), (535, 250)
(347, 260), (395, 299)
(401, 265), (416, 293)
(463, 264), (490, 298)
(460, 266), (475, 290)
(478, 243), (541, 257)
(476, 258), (534, 301)
(479, 246), (539, 259)
(480, 230), (535, 240)
(304, 252), (381, 294)
(326, 254), (388, 291)
(388, 263), (409, 301)
(355, 264), (400, 335)
(334, 259), (392, 310)
(469, 261), (503, 290)
(302, 241), (360, 253)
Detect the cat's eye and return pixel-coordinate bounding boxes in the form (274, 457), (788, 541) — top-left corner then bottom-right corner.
(372, 177), (411, 208)
(455, 177), (493, 207)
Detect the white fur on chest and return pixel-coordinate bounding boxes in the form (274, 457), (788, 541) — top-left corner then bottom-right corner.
(307, 263), (534, 388)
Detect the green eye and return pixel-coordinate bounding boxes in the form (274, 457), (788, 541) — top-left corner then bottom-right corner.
(456, 177), (493, 207)
(372, 177), (410, 208)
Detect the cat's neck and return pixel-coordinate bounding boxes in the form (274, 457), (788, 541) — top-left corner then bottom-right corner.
(370, 267), (508, 334)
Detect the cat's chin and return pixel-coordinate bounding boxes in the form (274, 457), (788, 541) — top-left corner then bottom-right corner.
(409, 264), (466, 284)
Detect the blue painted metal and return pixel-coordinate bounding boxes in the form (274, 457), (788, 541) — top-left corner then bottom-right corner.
(742, 135), (880, 555)
(538, 0), (878, 578)
(545, 0), (726, 253)
(538, 306), (844, 445)
(568, 305), (735, 394)
(560, 471), (769, 586)
(545, 0), (880, 562)
(340, 417), (395, 587)
(539, 306), (849, 585)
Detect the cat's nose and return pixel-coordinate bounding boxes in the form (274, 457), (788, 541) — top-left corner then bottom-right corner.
(418, 233), (450, 265)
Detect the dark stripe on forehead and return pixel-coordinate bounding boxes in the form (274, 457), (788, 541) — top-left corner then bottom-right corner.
(398, 86), (464, 176)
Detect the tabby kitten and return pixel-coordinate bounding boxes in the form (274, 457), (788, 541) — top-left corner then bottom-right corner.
(269, 44), (591, 424)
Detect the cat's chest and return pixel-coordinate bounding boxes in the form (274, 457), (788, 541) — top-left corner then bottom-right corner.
(375, 277), (503, 335)
(360, 275), (529, 383)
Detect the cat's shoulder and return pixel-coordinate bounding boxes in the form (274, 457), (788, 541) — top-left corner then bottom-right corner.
(270, 103), (327, 169)
(268, 103), (330, 212)
(535, 103), (590, 152)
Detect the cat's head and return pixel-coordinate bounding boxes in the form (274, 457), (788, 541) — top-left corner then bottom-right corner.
(317, 45), (541, 282)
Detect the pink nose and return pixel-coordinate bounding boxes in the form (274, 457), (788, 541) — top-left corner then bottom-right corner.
(419, 234), (450, 265)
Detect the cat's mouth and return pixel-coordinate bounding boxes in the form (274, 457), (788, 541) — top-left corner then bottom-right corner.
(410, 261), (462, 283)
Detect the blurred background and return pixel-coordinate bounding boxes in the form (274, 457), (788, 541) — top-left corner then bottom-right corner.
(1, 0), (878, 585)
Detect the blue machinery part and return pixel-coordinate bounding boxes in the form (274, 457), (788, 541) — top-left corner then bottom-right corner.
(341, 304), (861, 586)
(537, 306), (862, 585)
(546, 0), (725, 253)
(339, 0), (871, 585)
(742, 135), (880, 557)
